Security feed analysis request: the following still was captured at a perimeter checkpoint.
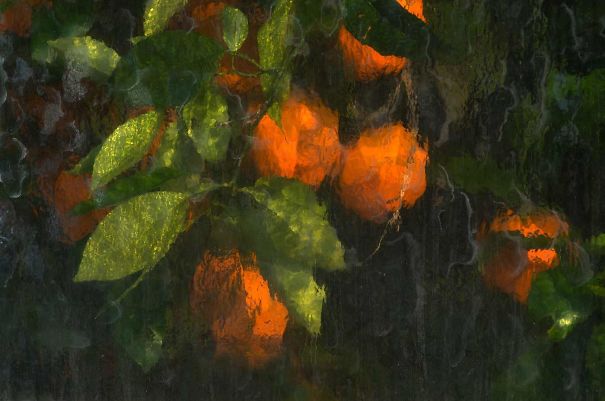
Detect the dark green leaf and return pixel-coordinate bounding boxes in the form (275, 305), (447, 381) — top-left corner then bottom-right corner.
(111, 268), (170, 372)
(528, 269), (594, 342)
(30, 1), (95, 64)
(143, 0), (188, 37)
(442, 156), (518, 201)
(74, 192), (189, 282)
(182, 86), (232, 163)
(69, 145), (101, 175)
(113, 31), (224, 108)
(222, 7), (249, 52)
(586, 324), (605, 395)
(343, 0), (429, 59)
(72, 168), (181, 215)
(92, 111), (161, 190)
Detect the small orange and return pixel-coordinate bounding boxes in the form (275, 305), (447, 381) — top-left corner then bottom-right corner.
(337, 123), (428, 223)
(251, 89), (341, 188)
(190, 250), (289, 367)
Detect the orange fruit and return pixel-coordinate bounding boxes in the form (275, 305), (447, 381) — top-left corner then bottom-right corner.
(51, 171), (107, 243)
(0, 1), (33, 37)
(190, 250), (289, 367)
(337, 123), (428, 223)
(338, 0), (426, 81)
(481, 209), (568, 303)
(251, 89), (341, 188)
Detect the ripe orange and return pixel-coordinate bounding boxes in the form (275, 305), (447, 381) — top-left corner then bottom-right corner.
(337, 123), (428, 223)
(251, 89), (341, 188)
(190, 250), (289, 367)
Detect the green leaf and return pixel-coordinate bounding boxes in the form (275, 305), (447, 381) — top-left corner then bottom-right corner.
(221, 178), (346, 334)
(586, 324), (605, 395)
(143, 0), (188, 37)
(527, 269), (594, 342)
(30, 1), (95, 64)
(111, 267), (170, 372)
(442, 156), (518, 201)
(48, 36), (120, 78)
(113, 31), (224, 108)
(72, 168), (181, 215)
(222, 7), (249, 52)
(69, 146), (101, 175)
(343, 0), (429, 59)
(92, 111), (161, 190)
(247, 177), (346, 271)
(74, 191), (189, 282)
(182, 86), (232, 163)
(257, 0), (294, 117)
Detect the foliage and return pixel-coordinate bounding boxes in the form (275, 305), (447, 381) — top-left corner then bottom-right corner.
(75, 192), (189, 281)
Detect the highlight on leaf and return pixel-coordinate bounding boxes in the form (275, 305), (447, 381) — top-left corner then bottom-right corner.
(143, 0), (188, 37)
(337, 123), (429, 223)
(74, 191), (189, 282)
(92, 111), (161, 190)
(182, 85), (232, 164)
(48, 36), (120, 79)
(480, 209), (569, 304)
(190, 250), (288, 367)
(251, 89), (341, 188)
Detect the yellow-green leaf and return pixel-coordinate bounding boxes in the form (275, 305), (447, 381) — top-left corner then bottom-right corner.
(74, 192), (189, 282)
(222, 7), (248, 52)
(48, 36), (120, 77)
(143, 0), (188, 37)
(183, 86), (232, 163)
(257, 0), (293, 115)
(92, 111), (160, 190)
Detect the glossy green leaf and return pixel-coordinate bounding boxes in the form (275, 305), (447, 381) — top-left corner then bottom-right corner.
(586, 324), (605, 395)
(69, 145), (101, 175)
(222, 7), (249, 52)
(182, 86), (232, 163)
(257, 0), (294, 121)
(113, 31), (224, 107)
(527, 269), (594, 342)
(48, 36), (120, 78)
(92, 111), (161, 190)
(143, 0), (188, 37)
(74, 192), (189, 282)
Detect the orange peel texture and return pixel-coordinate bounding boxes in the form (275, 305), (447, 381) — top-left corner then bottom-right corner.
(481, 210), (567, 303)
(190, 250), (289, 368)
(337, 124), (428, 223)
(51, 171), (107, 243)
(251, 90), (341, 188)
(338, 0), (425, 81)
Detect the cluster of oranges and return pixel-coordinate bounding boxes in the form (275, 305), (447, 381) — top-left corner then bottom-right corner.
(479, 209), (569, 304)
